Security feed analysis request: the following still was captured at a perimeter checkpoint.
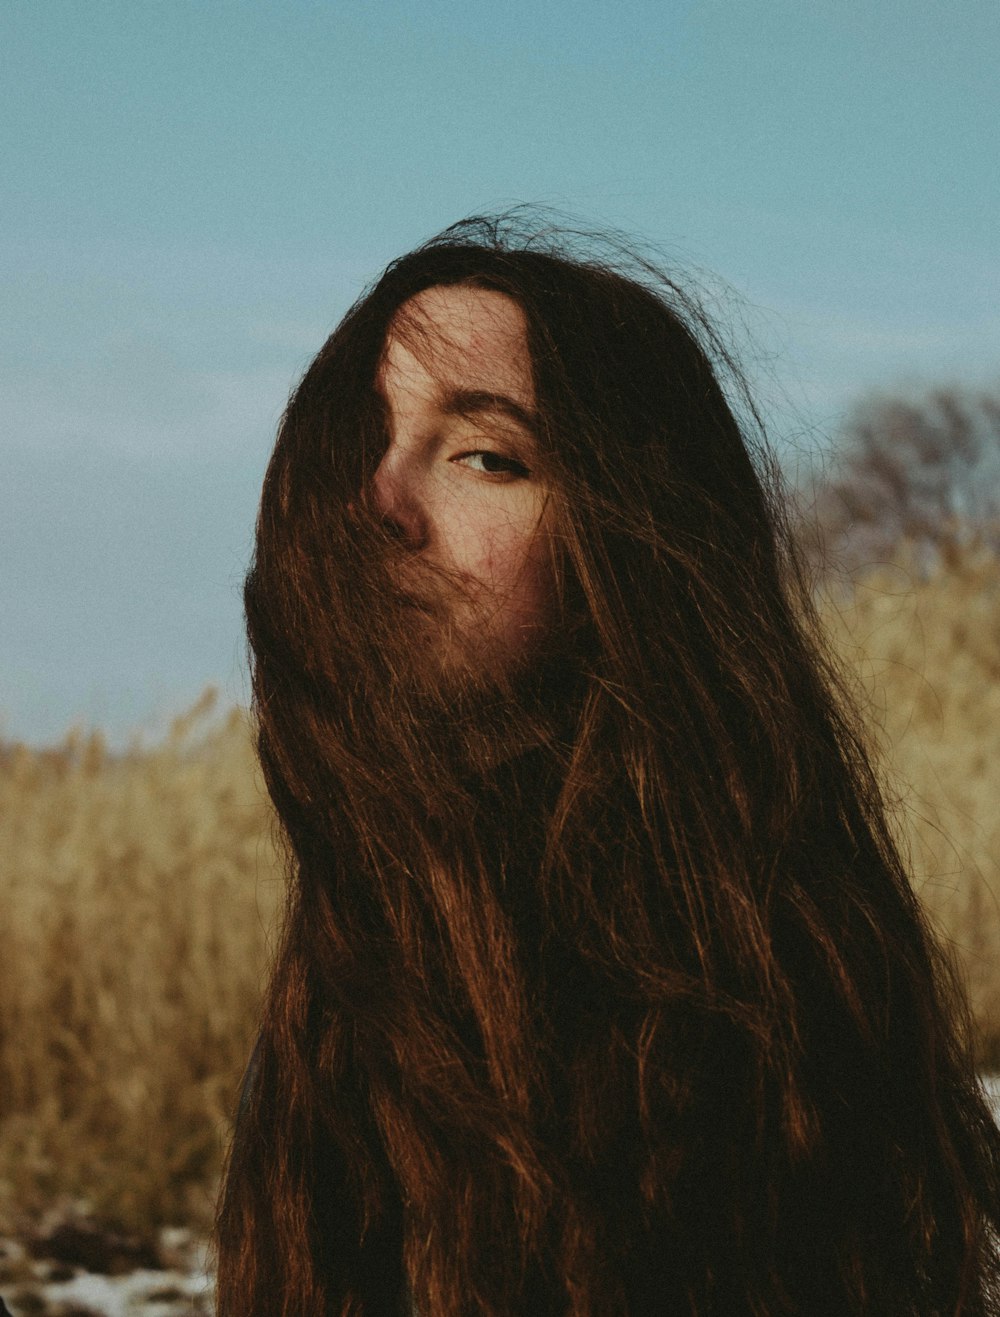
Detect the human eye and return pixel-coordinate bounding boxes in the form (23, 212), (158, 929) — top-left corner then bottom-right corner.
(452, 450), (532, 480)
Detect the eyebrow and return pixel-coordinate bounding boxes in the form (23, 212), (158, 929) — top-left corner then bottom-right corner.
(440, 388), (539, 437)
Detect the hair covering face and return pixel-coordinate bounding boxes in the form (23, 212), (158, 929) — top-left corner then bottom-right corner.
(217, 215), (1000, 1317)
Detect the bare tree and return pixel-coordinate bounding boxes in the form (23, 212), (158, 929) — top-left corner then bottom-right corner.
(800, 385), (1000, 577)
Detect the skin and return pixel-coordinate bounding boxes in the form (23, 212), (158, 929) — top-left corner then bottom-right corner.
(372, 285), (556, 679)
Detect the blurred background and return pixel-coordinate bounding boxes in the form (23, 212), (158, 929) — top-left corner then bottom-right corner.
(2, 0), (998, 1302)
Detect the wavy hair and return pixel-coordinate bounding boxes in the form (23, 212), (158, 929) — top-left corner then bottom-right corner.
(216, 215), (1000, 1315)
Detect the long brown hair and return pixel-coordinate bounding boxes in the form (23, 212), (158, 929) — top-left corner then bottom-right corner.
(216, 215), (1000, 1315)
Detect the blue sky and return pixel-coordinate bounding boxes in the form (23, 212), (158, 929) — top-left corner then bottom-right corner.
(3, 0), (999, 743)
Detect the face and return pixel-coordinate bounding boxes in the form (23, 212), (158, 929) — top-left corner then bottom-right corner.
(372, 284), (555, 681)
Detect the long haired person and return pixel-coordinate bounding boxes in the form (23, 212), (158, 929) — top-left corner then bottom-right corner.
(216, 215), (1000, 1315)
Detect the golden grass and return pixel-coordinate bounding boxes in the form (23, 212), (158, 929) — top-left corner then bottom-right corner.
(0, 692), (283, 1233)
(0, 548), (998, 1234)
(817, 545), (1000, 1067)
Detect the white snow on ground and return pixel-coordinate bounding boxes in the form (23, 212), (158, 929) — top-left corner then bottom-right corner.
(0, 1229), (214, 1316)
(19, 1264), (214, 1316)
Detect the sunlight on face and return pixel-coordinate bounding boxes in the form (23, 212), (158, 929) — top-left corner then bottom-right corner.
(372, 285), (555, 678)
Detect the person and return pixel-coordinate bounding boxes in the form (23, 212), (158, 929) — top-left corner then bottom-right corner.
(215, 214), (1000, 1315)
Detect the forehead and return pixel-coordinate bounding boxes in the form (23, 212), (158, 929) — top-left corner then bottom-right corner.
(379, 284), (534, 405)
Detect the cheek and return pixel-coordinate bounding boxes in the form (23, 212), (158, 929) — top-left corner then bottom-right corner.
(439, 493), (555, 644)
(445, 502), (531, 586)
(480, 522), (555, 635)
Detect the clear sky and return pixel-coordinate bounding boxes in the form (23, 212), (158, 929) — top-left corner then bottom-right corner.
(3, 0), (999, 744)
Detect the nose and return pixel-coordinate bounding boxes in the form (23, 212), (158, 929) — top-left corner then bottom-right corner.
(371, 449), (428, 548)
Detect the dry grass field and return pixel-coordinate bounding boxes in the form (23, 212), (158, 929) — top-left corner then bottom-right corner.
(1, 547), (998, 1238)
(818, 544), (1000, 1065)
(0, 693), (284, 1236)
